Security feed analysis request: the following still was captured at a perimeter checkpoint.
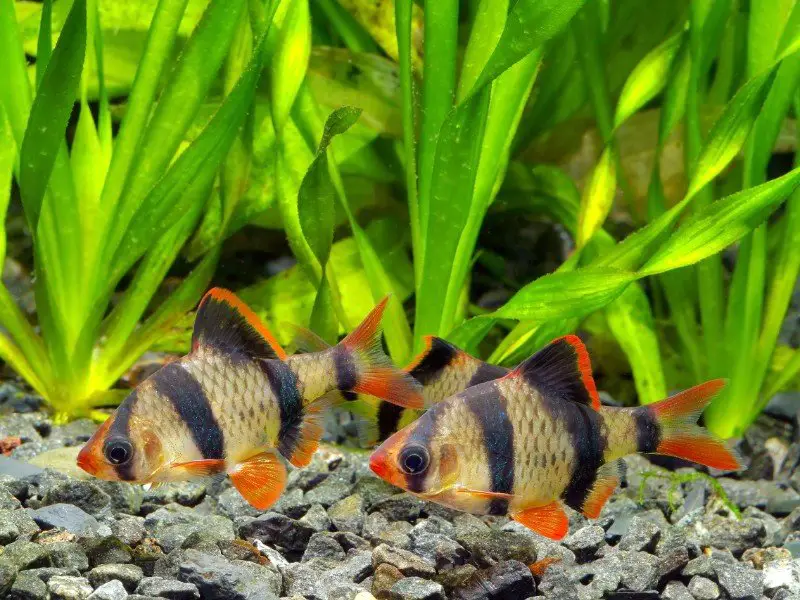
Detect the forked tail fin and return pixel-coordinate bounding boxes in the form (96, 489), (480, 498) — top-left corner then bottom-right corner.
(335, 297), (424, 410)
(635, 379), (741, 471)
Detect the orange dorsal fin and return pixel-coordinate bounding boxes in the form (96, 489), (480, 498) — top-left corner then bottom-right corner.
(229, 451), (287, 511)
(193, 288), (287, 360)
(505, 335), (600, 411)
(581, 459), (624, 519)
(512, 502), (569, 540)
(170, 459), (226, 478)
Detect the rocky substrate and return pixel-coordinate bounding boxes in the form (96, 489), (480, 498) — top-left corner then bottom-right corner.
(0, 402), (799, 600)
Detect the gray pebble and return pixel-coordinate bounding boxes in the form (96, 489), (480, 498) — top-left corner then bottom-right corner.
(32, 504), (112, 537)
(0, 518), (20, 543)
(238, 512), (315, 553)
(715, 562), (764, 600)
(0, 562), (18, 596)
(136, 576), (200, 600)
(47, 575), (93, 600)
(299, 504), (331, 533)
(617, 516), (661, 553)
(373, 544), (435, 578)
(81, 536), (133, 567)
(271, 488), (312, 519)
(410, 531), (469, 570)
(451, 560), (535, 600)
(177, 548), (281, 600)
(43, 482), (111, 515)
(8, 570), (48, 600)
(88, 564), (144, 592)
(762, 558), (800, 596)
(536, 565), (580, 600)
(20, 567), (81, 583)
(370, 494), (424, 522)
(619, 551), (659, 592)
(0, 508), (41, 539)
(301, 532), (346, 562)
(1, 539), (52, 569)
(569, 554), (622, 598)
(565, 526), (605, 562)
(456, 529), (537, 567)
(142, 482), (206, 508)
(692, 515), (766, 556)
(688, 576), (720, 600)
(48, 541), (90, 571)
(87, 580), (129, 600)
(387, 577), (445, 600)
(303, 481), (352, 508)
(663, 581), (694, 600)
(328, 494), (365, 535)
(110, 516), (146, 547)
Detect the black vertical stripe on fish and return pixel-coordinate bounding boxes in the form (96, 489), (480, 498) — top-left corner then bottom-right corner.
(106, 391), (137, 481)
(633, 406), (661, 453)
(260, 359), (304, 460)
(554, 401), (606, 512)
(408, 337), (458, 385)
(377, 401), (405, 443)
(153, 364), (225, 460)
(403, 405), (442, 494)
(333, 345), (357, 392)
(464, 383), (515, 515)
(467, 362), (509, 388)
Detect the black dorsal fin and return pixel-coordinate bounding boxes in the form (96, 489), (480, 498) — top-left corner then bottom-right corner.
(192, 288), (286, 360)
(405, 336), (461, 385)
(506, 335), (600, 410)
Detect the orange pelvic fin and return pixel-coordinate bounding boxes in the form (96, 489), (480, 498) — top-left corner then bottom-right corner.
(647, 379), (741, 471)
(339, 297), (424, 410)
(229, 451), (287, 510)
(581, 459), (624, 519)
(512, 502), (569, 540)
(193, 288), (287, 360)
(505, 335), (600, 411)
(170, 459), (226, 478)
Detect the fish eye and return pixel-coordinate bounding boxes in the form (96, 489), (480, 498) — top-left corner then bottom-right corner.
(103, 439), (133, 465)
(399, 445), (429, 475)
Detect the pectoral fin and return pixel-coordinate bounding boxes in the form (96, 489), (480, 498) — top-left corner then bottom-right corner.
(170, 459), (226, 478)
(455, 488), (514, 501)
(229, 451), (287, 510)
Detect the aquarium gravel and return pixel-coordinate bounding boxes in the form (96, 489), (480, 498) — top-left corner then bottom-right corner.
(0, 404), (799, 600)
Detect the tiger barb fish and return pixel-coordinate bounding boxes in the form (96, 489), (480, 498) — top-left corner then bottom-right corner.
(77, 288), (422, 510)
(369, 335), (740, 540)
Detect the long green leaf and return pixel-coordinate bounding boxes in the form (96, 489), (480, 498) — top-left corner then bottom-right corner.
(270, 0), (311, 132)
(18, 0), (85, 230)
(414, 90), (490, 345)
(471, 0), (586, 95)
(0, 106), (12, 268)
(640, 167), (800, 276)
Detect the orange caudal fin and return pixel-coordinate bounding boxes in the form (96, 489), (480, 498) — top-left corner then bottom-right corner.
(229, 451), (288, 510)
(505, 335), (600, 411)
(637, 379), (742, 471)
(194, 288), (287, 360)
(337, 297), (424, 410)
(512, 502), (570, 540)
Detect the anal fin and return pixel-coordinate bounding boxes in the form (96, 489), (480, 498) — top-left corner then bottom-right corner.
(229, 451), (287, 510)
(512, 501), (569, 540)
(581, 459), (624, 519)
(286, 392), (342, 468)
(455, 488), (514, 501)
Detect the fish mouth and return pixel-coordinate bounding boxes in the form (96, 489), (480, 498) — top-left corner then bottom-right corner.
(369, 446), (390, 480)
(76, 443), (98, 475)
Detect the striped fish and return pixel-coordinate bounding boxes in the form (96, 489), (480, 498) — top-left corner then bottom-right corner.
(369, 335), (740, 540)
(290, 332), (508, 446)
(77, 289), (422, 510)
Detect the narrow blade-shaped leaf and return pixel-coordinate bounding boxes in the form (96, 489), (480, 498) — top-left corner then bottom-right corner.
(641, 167), (800, 275)
(18, 0), (85, 229)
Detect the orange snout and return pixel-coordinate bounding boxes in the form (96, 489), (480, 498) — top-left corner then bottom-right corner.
(76, 416), (113, 478)
(368, 429), (412, 490)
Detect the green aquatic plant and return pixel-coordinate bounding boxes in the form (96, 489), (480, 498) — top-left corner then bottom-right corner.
(0, 0), (281, 418)
(637, 470), (741, 518)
